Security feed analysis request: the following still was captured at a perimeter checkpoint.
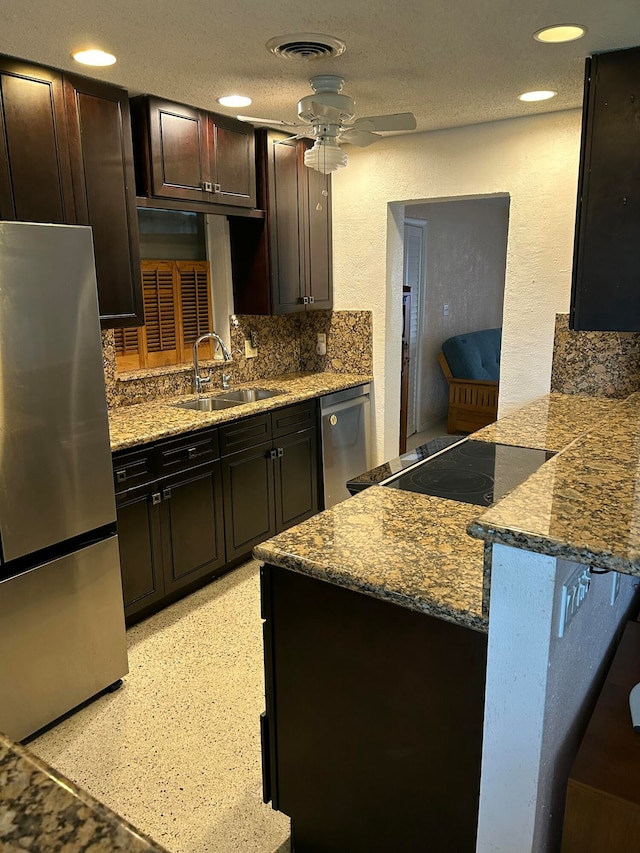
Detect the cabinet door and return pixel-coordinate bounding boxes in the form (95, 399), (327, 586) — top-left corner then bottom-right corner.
(160, 462), (226, 593)
(570, 47), (640, 331)
(146, 98), (210, 202)
(210, 114), (256, 208)
(0, 58), (74, 223)
(302, 150), (333, 310)
(274, 428), (319, 533)
(64, 74), (144, 328)
(116, 490), (165, 621)
(221, 440), (277, 561)
(268, 134), (305, 313)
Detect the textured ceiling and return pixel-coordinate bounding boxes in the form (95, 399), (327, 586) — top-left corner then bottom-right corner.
(0, 1), (639, 134)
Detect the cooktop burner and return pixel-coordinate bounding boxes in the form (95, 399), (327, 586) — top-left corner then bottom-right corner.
(383, 439), (554, 506)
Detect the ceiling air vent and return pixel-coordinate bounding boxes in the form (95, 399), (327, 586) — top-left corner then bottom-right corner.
(266, 33), (347, 61)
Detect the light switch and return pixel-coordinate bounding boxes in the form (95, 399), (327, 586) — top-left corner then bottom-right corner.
(443, 303), (450, 318)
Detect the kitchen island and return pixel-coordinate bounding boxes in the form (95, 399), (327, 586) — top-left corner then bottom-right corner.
(253, 391), (639, 852)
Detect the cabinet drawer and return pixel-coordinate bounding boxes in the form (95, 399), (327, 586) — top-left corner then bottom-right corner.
(219, 414), (272, 456)
(157, 428), (219, 474)
(113, 446), (155, 494)
(271, 401), (316, 438)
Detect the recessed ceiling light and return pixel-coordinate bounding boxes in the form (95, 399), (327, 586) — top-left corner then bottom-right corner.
(72, 49), (117, 67)
(534, 24), (587, 43)
(518, 90), (558, 102)
(217, 95), (252, 108)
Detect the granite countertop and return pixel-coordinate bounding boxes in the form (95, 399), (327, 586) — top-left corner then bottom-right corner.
(109, 371), (372, 452)
(469, 391), (640, 575)
(254, 485), (489, 632)
(0, 733), (167, 852)
(255, 392), (624, 630)
(472, 392), (620, 451)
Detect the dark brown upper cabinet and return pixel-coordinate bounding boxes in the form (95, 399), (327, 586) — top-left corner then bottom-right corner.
(0, 57), (75, 225)
(229, 129), (333, 314)
(570, 46), (640, 331)
(0, 55), (143, 328)
(64, 74), (143, 327)
(131, 96), (256, 209)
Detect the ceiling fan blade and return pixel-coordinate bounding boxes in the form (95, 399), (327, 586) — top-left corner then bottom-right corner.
(310, 101), (342, 122)
(339, 129), (381, 147)
(350, 112), (417, 132)
(237, 115), (303, 129)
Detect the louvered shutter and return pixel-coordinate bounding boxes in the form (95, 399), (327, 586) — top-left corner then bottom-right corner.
(140, 260), (182, 367)
(177, 261), (213, 361)
(113, 326), (143, 371)
(112, 260), (213, 372)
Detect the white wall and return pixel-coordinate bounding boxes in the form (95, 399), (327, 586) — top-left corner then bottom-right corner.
(477, 545), (639, 852)
(331, 110), (582, 463)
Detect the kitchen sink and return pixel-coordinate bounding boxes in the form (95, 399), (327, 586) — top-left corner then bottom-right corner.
(173, 388), (284, 412)
(174, 397), (241, 412)
(218, 388), (284, 403)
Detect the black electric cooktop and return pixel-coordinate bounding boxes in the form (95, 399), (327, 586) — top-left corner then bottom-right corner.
(383, 439), (555, 507)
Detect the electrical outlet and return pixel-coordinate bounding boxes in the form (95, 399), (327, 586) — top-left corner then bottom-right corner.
(244, 339), (258, 359)
(317, 333), (326, 344)
(611, 572), (621, 605)
(443, 303), (450, 318)
(558, 566), (591, 637)
(316, 332), (327, 355)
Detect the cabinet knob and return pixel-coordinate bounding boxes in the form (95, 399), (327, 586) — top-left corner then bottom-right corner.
(213, 183), (221, 193)
(309, 296), (315, 304)
(116, 469), (127, 484)
(151, 492), (162, 505)
(266, 449), (277, 461)
(277, 447), (284, 458)
(162, 488), (172, 500)
(188, 447), (197, 459)
(203, 181), (213, 192)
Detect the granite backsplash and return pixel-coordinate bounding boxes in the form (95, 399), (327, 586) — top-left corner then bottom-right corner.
(551, 313), (640, 398)
(104, 310), (372, 408)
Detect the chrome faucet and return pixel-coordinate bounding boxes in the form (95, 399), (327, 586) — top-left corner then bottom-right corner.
(193, 332), (232, 394)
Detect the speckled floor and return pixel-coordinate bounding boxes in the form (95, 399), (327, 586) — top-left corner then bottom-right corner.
(29, 561), (291, 853)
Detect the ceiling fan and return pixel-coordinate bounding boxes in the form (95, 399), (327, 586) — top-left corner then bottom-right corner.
(238, 74), (417, 174)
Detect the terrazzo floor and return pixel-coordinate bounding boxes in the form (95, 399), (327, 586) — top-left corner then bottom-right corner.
(29, 560), (291, 853)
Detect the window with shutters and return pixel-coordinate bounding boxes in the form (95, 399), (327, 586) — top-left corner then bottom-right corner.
(113, 259), (214, 370)
(114, 210), (217, 372)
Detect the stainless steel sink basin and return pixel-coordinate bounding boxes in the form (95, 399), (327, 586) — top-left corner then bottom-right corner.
(218, 388), (284, 403)
(174, 397), (241, 412)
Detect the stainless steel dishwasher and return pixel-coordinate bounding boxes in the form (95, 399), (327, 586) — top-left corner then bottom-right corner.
(320, 384), (371, 508)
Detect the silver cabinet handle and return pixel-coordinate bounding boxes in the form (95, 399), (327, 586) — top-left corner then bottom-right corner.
(162, 488), (172, 500)
(277, 447), (284, 458)
(203, 181), (213, 192)
(151, 493), (162, 506)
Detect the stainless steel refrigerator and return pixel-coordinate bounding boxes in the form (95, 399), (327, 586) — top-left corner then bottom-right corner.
(0, 221), (128, 741)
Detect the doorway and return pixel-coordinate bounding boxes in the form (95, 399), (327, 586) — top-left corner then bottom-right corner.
(399, 196), (509, 451)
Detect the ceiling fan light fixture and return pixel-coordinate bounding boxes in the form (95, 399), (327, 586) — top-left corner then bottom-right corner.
(533, 24), (587, 43)
(304, 138), (347, 174)
(518, 90), (557, 102)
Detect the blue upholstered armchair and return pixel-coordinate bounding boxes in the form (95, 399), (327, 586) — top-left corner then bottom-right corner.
(438, 328), (501, 433)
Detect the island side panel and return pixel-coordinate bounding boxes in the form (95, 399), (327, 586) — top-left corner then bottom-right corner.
(261, 563), (488, 853)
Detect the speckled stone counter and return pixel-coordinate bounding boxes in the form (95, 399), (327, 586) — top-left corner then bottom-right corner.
(255, 391), (629, 631)
(109, 371), (372, 451)
(472, 392), (620, 451)
(254, 485), (488, 632)
(468, 391), (640, 575)
(0, 733), (167, 852)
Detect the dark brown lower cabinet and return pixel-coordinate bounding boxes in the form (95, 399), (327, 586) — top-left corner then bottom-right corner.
(116, 460), (225, 622)
(113, 400), (320, 622)
(221, 409), (319, 563)
(261, 564), (487, 853)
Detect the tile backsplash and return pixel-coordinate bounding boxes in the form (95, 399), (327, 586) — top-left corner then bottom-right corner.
(104, 310), (372, 408)
(551, 313), (640, 397)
